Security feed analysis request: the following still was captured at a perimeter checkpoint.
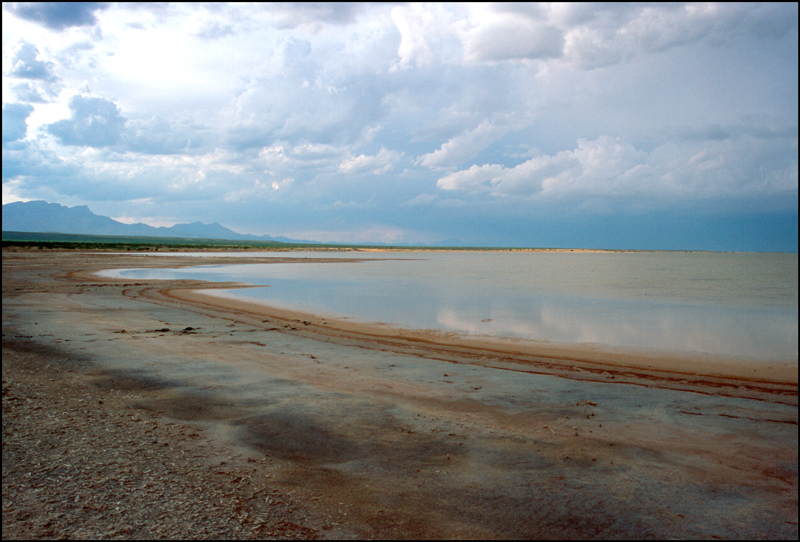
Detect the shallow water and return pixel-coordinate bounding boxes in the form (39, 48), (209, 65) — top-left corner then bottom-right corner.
(105, 251), (798, 361)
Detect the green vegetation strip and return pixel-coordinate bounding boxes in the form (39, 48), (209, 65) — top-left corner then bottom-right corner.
(1, 231), (482, 251)
(3, 230), (289, 250)
(6, 231), (683, 252)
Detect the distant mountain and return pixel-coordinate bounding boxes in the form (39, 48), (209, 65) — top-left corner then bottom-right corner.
(1, 200), (320, 244)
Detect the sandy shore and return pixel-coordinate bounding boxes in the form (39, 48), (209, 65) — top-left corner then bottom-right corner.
(3, 250), (798, 539)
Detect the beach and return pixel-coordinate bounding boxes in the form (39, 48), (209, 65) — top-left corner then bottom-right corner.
(3, 249), (798, 539)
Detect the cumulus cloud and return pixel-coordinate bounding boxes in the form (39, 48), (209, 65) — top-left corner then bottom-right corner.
(5, 2), (108, 30)
(2, 140), (81, 194)
(278, 36), (312, 58)
(557, 3), (798, 69)
(47, 95), (127, 148)
(261, 3), (366, 30)
(391, 4), (462, 69)
(226, 75), (387, 149)
(126, 115), (207, 155)
(339, 148), (401, 175)
(2, 103), (35, 144)
(217, 26), (394, 152)
(195, 20), (234, 41)
(437, 164), (504, 192)
(436, 133), (798, 209)
(454, 3), (798, 69)
(254, 142), (345, 173)
(8, 43), (58, 81)
(465, 20), (564, 62)
(271, 177), (294, 191)
(419, 120), (510, 168)
(11, 82), (48, 103)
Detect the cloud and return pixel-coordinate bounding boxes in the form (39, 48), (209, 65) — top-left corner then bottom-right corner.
(11, 82), (48, 103)
(557, 3), (798, 70)
(5, 2), (108, 30)
(254, 143), (346, 173)
(339, 148), (401, 175)
(403, 193), (439, 207)
(390, 4), (462, 69)
(262, 3), (366, 30)
(2, 103), (35, 144)
(527, 136), (648, 199)
(194, 20), (235, 41)
(718, 3), (798, 41)
(452, 3), (798, 70)
(8, 43), (58, 82)
(46, 95), (127, 148)
(419, 120), (510, 169)
(437, 164), (504, 192)
(1, 3), (795, 251)
(465, 20), (564, 62)
(437, 133), (798, 208)
(663, 121), (799, 143)
(271, 177), (294, 191)
(278, 36), (312, 58)
(222, 179), (273, 203)
(2, 140), (81, 194)
(224, 67), (389, 150)
(126, 115), (210, 156)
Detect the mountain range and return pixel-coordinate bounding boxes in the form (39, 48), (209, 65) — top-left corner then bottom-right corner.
(1, 200), (320, 244)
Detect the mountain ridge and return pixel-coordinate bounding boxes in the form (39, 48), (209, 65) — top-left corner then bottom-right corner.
(1, 200), (321, 244)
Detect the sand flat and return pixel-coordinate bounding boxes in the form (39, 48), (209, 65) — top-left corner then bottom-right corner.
(3, 249), (798, 539)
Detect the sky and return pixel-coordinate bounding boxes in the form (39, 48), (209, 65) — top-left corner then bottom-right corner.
(2, 2), (798, 251)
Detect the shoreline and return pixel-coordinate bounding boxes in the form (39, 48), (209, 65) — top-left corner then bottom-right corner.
(190, 287), (798, 382)
(153, 286), (797, 405)
(79, 254), (797, 400)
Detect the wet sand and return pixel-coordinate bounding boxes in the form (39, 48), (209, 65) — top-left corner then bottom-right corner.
(3, 250), (798, 539)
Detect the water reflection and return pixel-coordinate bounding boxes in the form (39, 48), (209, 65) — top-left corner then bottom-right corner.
(210, 275), (796, 360)
(104, 251), (798, 361)
(434, 299), (796, 359)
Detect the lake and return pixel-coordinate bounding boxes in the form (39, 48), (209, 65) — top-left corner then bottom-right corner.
(103, 251), (798, 361)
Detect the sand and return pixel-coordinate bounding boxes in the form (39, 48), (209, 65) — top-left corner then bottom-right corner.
(3, 249), (798, 539)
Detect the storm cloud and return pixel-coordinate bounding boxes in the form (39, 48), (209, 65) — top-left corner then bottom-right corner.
(6, 2), (107, 30)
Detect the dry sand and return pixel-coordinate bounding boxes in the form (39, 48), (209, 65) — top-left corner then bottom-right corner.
(3, 249), (798, 539)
